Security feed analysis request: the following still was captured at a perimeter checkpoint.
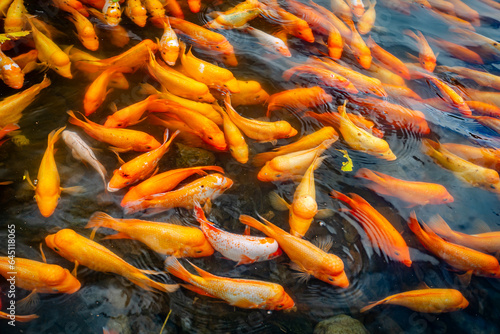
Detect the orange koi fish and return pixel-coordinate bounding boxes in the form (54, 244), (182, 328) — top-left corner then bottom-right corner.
(357, 0), (376, 35)
(66, 7), (99, 51)
(307, 1), (351, 38)
(4, 0), (26, 33)
(161, 0), (184, 19)
(382, 84), (421, 100)
(262, 2), (315, 43)
(124, 0), (147, 26)
(428, 0), (456, 15)
(104, 95), (158, 128)
(428, 215), (500, 254)
(464, 89), (500, 108)
(345, 19), (371, 69)
(123, 173), (233, 215)
(304, 110), (385, 138)
(224, 96), (298, 143)
(11, 49), (38, 72)
(194, 203), (281, 265)
(429, 9), (475, 31)
(473, 115), (500, 135)
(87, 8), (129, 48)
(404, 30), (436, 72)
(179, 43), (240, 93)
(158, 18), (179, 66)
(186, 0), (200, 12)
(102, 0), (121, 26)
(427, 37), (483, 65)
(330, 0), (352, 20)
(338, 102), (396, 160)
(67, 110), (161, 152)
(86, 212), (214, 257)
(332, 190), (412, 266)
(144, 0), (165, 19)
(231, 80), (270, 107)
(422, 74), (471, 115)
(367, 37), (410, 80)
(0, 48), (23, 89)
(240, 215), (349, 287)
(149, 100), (226, 150)
(266, 86), (333, 117)
(241, 26), (292, 58)
(0, 0), (14, 18)
(440, 143), (500, 171)
(253, 127), (338, 167)
(422, 139), (500, 193)
(83, 67), (129, 115)
(0, 257), (81, 296)
(147, 49), (215, 103)
(407, 212), (500, 278)
(165, 256), (294, 309)
(45, 229), (179, 292)
(447, 0), (480, 26)
(366, 62), (406, 86)
(121, 166), (224, 206)
(107, 130), (179, 192)
(282, 65), (358, 94)
(349, 96), (430, 134)
(215, 105), (248, 163)
(348, 0), (365, 17)
(257, 140), (334, 182)
(26, 16), (72, 78)
(465, 101), (500, 118)
(0, 76), (50, 127)
(438, 66), (500, 91)
(205, 0), (263, 29)
(361, 288), (469, 313)
(355, 168), (453, 207)
(148, 115), (210, 149)
(284, 0), (336, 36)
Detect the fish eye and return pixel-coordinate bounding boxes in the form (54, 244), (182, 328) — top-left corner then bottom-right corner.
(196, 250), (202, 253)
(395, 251), (400, 256)
(146, 146), (152, 149)
(328, 277), (334, 282)
(298, 32), (302, 35)
(208, 136), (213, 140)
(54, 247), (60, 252)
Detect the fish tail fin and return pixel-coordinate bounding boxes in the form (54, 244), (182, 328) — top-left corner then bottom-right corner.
(360, 298), (391, 313)
(268, 191), (290, 211)
(427, 215), (454, 237)
(193, 201), (213, 225)
(330, 189), (354, 207)
(407, 211), (427, 238)
(47, 126), (66, 149)
(67, 110), (87, 128)
(0, 311), (38, 322)
(164, 256), (196, 283)
(39, 75), (51, 89)
(239, 214), (279, 237)
(128, 271), (179, 293)
(252, 152), (277, 167)
(85, 211), (121, 231)
(403, 29), (418, 41)
(139, 83), (160, 95)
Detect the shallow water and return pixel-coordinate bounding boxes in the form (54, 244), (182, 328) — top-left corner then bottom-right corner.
(1, 0), (500, 333)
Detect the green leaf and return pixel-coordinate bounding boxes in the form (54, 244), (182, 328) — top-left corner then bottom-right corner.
(0, 31), (31, 44)
(338, 149), (353, 172)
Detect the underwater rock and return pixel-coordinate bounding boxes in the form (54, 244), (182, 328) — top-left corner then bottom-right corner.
(314, 314), (368, 334)
(175, 143), (216, 168)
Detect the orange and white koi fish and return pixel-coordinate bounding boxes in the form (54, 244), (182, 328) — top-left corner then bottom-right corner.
(361, 289), (469, 313)
(404, 30), (436, 72)
(102, 0), (121, 26)
(349, 0), (365, 17)
(338, 102), (396, 160)
(331, 190), (412, 267)
(240, 215), (349, 287)
(428, 215), (500, 254)
(440, 143), (500, 171)
(357, 0), (376, 35)
(179, 42), (240, 93)
(355, 168), (453, 207)
(426, 37), (483, 65)
(121, 166), (224, 206)
(304, 110), (385, 138)
(45, 229), (179, 292)
(62, 130), (107, 188)
(257, 140), (334, 182)
(253, 127), (338, 167)
(123, 173), (233, 215)
(157, 18), (179, 66)
(231, 80), (270, 107)
(407, 212), (500, 278)
(241, 26), (291, 58)
(86, 212), (214, 257)
(194, 203), (281, 265)
(437, 66), (500, 91)
(266, 86), (333, 117)
(124, 0), (147, 26)
(107, 130), (178, 192)
(67, 110), (161, 152)
(104, 95), (158, 128)
(0, 257), (81, 295)
(262, 1), (314, 43)
(283, 65), (358, 94)
(205, 0), (263, 29)
(0, 48), (23, 89)
(66, 7), (99, 51)
(165, 256), (294, 310)
(26, 16), (72, 79)
(83, 67), (129, 115)
(345, 19), (371, 69)
(0, 76), (50, 127)
(224, 96), (298, 143)
(4, 0), (26, 33)
(215, 105), (248, 163)
(367, 37), (410, 80)
(422, 139), (500, 193)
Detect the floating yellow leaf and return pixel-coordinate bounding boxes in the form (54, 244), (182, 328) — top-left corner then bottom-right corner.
(338, 149), (353, 172)
(0, 31), (31, 44)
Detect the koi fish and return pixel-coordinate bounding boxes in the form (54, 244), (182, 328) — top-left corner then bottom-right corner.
(253, 127), (338, 167)
(187, 0), (200, 13)
(194, 202), (281, 265)
(472, 115), (500, 135)
(437, 66), (500, 91)
(102, 0), (121, 26)
(366, 62), (406, 86)
(241, 26), (292, 58)
(304, 110), (385, 138)
(123, 173), (233, 215)
(447, 0), (480, 27)
(165, 256), (295, 310)
(283, 0), (336, 36)
(331, 190), (412, 266)
(11, 49), (38, 72)
(465, 101), (500, 118)
(440, 143), (500, 171)
(464, 89), (500, 108)
(407, 212), (500, 278)
(86, 212), (214, 257)
(421, 73), (471, 115)
(404, 30), (436, 72)
(205, 0), (263, 29)
(355, 168), (453, 207)
(382, 84), (421, 100)
(45, 229), (179, 292)
(367, 37), (410, 80)
(239, 215), (349, 288)
(357, 0), (376, 35)
(224, 95), (298, 143)
(428, 215), (500, 254)
(83, 67), (129, 115)
(231, 80), (270, 107)
(66, 6), (99, 51)
(61, 130), (107, 188)
(124, 0), (147, 27)
(104, 95), (158, 128)
(144, 0), (165, 19)
(428, 0), (456, 15)
(148, 115), (210, 149)
(426, 37), (483, 65)
(422, 139), (500, 193)
(161, 0), (184, 19)
(4, 0), (26, 33)
(361, 288), (469, 313)
(345, 18), (371, 69)
(429, 8), (475, 31)
(307, 1), (351, 38)
(349, 0), (365, 17)
(449, 27), (500, 61)
(0, 76), (50, 127)
(266, 86), (333, 117)
(283, 65), (358, 94)
(0, 48), (23, 89)
(330, 0), (352, 20)
(67, 110), (161, 152)
(257, 140), (334, 182)
(262, 3), (315, 43)
(215, 104), (248, 163)
(121, 166), (224, 206)
(157, 18), (179, 66)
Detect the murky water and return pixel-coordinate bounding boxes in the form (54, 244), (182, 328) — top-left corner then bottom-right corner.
(1, 0), (500, 333)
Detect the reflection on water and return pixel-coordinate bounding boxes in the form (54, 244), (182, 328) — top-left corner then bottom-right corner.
(1, 0), (500, 333)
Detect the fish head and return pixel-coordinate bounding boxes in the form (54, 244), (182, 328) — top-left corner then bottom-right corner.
(107, 169), (133, 192)
(220, 51), (238, 67)
(186, 238), (215, 258)
(160, 49), (179, 66)
(275, 121), (297, 139)
(377, 148), (397, 161)
(45, 229), (78, 261)
(392, 247), (412, 267)
(50, 51), (71, 67)
(103, 116), (125, 128)
(136, 136), (162, 151)
(356, 54), (372, 70)
(431, 188), (454, 205)
(222, 78), (241, 94)
(257, 164), (287, 182)
(2, 63), (24, 89)
(80, 33), (99, 52)
(270, 291), (295, 311)
(421, 56), (436, 72)
(295, 22), (315, 43)
(317, 269), (350, 288)
(36, 192), (60, 218)
(44, 266), (81, 294)
(229, 144), (249, 164)
(204, 132), (227, 151)
(52, 63), (73, 79)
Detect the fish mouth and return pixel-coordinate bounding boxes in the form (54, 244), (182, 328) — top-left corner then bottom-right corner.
(107, 185), (120, 192)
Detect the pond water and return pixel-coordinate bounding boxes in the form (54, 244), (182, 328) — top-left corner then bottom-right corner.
(1, 0), (500, 333)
